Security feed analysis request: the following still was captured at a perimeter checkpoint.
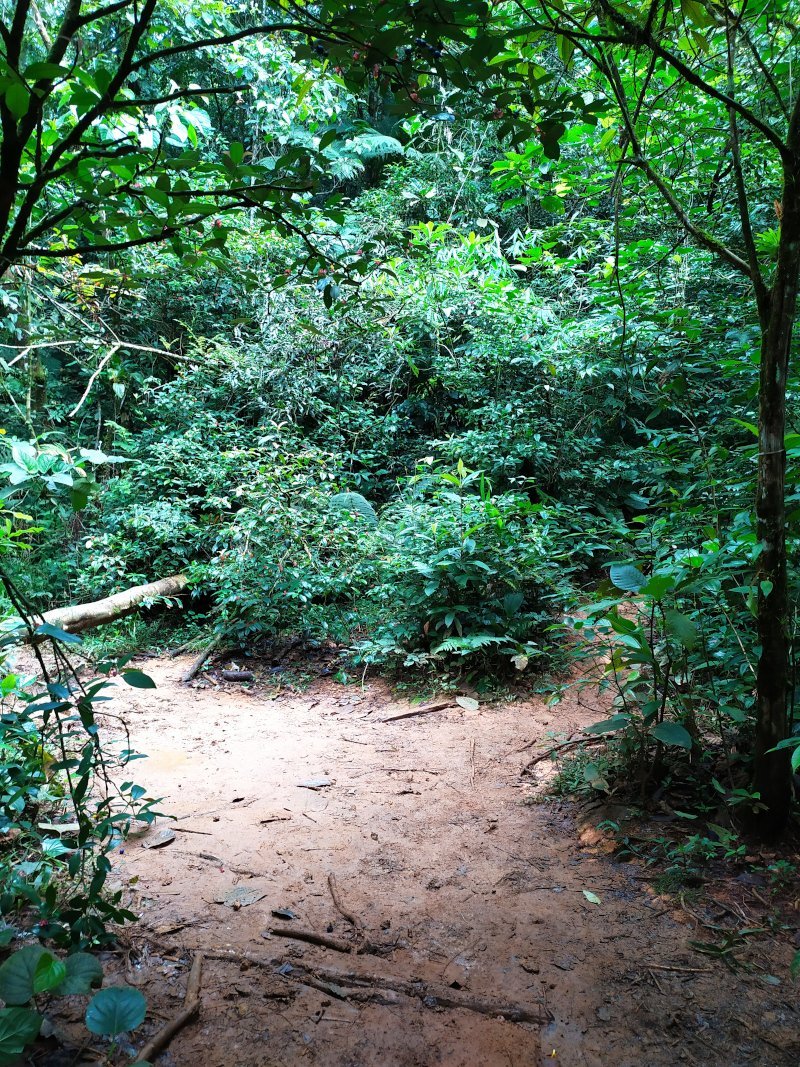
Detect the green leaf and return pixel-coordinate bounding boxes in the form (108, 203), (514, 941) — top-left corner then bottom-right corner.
(329, 492), (377, 526)
(85, 986), (146, 1036)
(556, 34), (575, 68)
(640, 574), (674, 601)
(583, 714), (631, 735)
(791, 950), (800, 980)
(0, 947), (49, 1005)
(609, 563), (646, 592)
(33, 954), (66, 995)
(121, 670), (157, 690)
(456, 696), (479, 712)
(4, 83), (29, 119)
(0, 1008), (42, 1062)
(760, 579), (774, 598)
(664, 610), (697, 650)
(228, 141), (245, 165)
(649, 721), (693, 749)
(0, 926), (16, 948)
(34, 622), (82, 645)
(24, 62), (70, 80)
(52, 953), (104, 996)
(582, 890), (601, 904)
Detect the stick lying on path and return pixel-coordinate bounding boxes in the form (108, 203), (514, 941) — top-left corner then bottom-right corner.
(381, 700), (454, 724)
(522, 734), (606, 773)
(203, 950), (549, 1025)
(136, 951), (203, 1063)
(264, 925), (391, 957)
(182, 636), (221, 683)
(327, 872), (363, 935)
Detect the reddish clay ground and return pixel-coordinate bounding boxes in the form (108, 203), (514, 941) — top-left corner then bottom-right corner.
(70, 655), (799, 1066)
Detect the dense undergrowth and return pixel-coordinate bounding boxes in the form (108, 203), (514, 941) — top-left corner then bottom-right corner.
(1, 4), (799, 996)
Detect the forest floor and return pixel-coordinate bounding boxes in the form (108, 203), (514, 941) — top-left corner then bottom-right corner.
(58, 651), (798, 1067)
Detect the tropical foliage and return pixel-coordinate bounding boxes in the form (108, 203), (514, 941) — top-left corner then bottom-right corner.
(0, 0), (798, 994)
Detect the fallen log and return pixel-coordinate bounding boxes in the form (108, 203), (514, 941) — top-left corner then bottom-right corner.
(14, 574), (188, 640)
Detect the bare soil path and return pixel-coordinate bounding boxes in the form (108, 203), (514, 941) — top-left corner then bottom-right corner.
(95, 656), (798, 1067)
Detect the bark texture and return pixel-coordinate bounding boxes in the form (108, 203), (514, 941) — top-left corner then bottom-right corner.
(17, 574), (188, 639)
(752, 150), (800, 832)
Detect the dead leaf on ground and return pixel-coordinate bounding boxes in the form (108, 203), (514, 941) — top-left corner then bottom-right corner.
(214, 885), (267, 908)
(143, 828), (176, 849)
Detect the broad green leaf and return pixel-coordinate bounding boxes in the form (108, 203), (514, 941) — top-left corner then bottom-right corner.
(121, 670), (157, 689)
(609, 563), (646, 592)
(329, 492), (377, 526)
(649, 722), (693, 749)
(33, 953), (66, 995)
(456, 696), (479, 712)
(583, 714), (631, 735)
(5, 83), (29, 119)
(85, 986), (146, 1036)
(541, 194), (564, 214)
(34, 622), (82, 645)
(664, 610), (697, 650)
(582, 890), (601, 904)
(52, 953), (104, 996)
(0, 1007), (42, 1061)
(556, 34), (575, 68)
(229, 141), (245, 165)
(640, 574), (674, 601)
(0, 947), (49, 1005)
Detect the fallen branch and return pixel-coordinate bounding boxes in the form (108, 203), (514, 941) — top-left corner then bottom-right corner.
(522, 734), (606, 773)
(14, 574), (188, 640)
(203, 950), (548, 1024)
(381, 701), (454, 724)
(265, 925), (389, 957)
(182, 636), (221, 683)
(136, 951), (202, 1062)
(221, 669), (254, 682)
(265, 925), (355, 954)
(327, 872), (363, 934)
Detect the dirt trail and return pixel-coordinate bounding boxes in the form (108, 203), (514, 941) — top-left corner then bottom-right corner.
(95, 656), (797, 1067)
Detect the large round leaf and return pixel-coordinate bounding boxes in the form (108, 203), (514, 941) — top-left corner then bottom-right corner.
(664, 610), (698, 651)
(85, 986), (146, 1036)
(33, 953), (66, 995)
(0, 947), (49, 1005)
(329, 492), (377, 526)
(0, 1007), (42, 1062)
(609, 563), (645, 592)
(650, 721), (693, 750)
(52, 953), (104, 996)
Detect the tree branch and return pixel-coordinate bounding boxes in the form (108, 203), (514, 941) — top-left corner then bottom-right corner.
(74, 0), (135, 28)
(597, 43), (752, 278)
(107, 84), (249, 110)
(592, 0), (789, 160)
(725, 16), (768, 316)
(129, 22), (348, 74)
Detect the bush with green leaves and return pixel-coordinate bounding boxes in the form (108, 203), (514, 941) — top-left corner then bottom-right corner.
(563, 512), (768, 801)
(0, 634), (161, 947)
(354, 462), (560, 677)
(0, 943), (146, 1065)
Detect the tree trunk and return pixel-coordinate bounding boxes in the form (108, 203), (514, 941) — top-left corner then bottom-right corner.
(752, 157), (800, 834)
(16, 574), (188, 640)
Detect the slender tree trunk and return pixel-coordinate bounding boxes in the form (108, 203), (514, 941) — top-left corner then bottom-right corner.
(752, 157), (800, 833)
